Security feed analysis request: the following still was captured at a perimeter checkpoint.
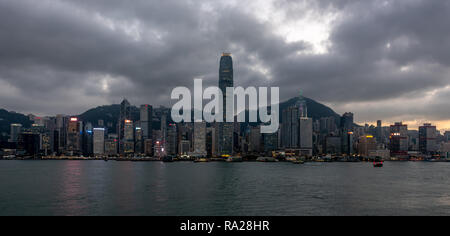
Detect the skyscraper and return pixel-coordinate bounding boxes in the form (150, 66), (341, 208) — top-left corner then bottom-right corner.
(105, 135), (118, 156)
(206, 127), (216, 157)
(123, 119), (134, 154)
(357, 135), (377, 156)
(444, 131), (450, 142)
(66, 117), (82, 155)
(325, 135), (342, 154)
(159, 111), (168, 155)
(281, 94), (313, 156)
(249, 126), (261, 153)
(134, 126), (143, 154)
(167, 123), (178, 156)
(82, 122), (93, 156)
(193, 121), (207, 157)
(93, 128), (105, 155)
(390, 122), (408, 157)
(282, 106), (299, 148)
(341, 112), (354, 132)
(297, 94), (313, 156)
(18, 132), (40, 156)
(219, 53), (234, 114)
(9, 124), (22, 143)
(263, 131), (278, 154)
(55, 115), (67, 154)
(140, 105), (153, 141)
(341, 131), (354, 155)
(217, 53), (234, 156)
(376, 120), (383, 142)
(118, 99), (131, 154)
(299, 117), (313, 156)
(320, 117), (337, 134)
(419, 123), (437, 154)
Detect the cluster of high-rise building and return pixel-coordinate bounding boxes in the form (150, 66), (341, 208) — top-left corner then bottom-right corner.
(1, 54), (449, 160)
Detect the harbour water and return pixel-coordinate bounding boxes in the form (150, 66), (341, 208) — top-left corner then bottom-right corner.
(1, 160), (450, 216)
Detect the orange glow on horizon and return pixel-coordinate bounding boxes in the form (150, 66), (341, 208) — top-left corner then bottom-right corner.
(359, 119), (450, 133)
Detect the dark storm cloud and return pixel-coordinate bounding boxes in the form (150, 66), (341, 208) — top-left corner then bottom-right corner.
(272, 0), (450, 102)
(0, 0), (450, 125)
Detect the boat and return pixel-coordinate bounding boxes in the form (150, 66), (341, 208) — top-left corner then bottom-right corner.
(285, 157), (297, 162)
(292, 160), (305, 164)
(226, 156), (243, 162)
(194, 158), (209, 163)
(256, 157), (278, 162)
(373, 157), (384, 167)
(373, 162), (383, 167)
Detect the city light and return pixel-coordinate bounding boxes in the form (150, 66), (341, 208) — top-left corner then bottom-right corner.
(1, 0), (449, 218)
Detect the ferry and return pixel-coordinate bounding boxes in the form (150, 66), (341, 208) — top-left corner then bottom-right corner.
(4, 155), (16, 159)
(373, 157), (384, 168)
(256, 157), (278, 162)
(285, 157), (304, 164)
(285, 157), (297, 162)
(194, 158), (209, 163)
(226, 156), (243, 162)
(292, 160), (305, 164)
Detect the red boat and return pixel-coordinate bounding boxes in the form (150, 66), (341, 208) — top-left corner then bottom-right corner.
(373, 160), (384, 167)
(373, 157), (384, 167)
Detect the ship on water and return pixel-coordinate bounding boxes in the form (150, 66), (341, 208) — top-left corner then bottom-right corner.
(226, 156), (243, 162)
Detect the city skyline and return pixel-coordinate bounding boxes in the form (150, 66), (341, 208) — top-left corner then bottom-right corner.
(1, 1), (450, 130)
(1, 93), (448, 133)
(2, 94), (448, 133)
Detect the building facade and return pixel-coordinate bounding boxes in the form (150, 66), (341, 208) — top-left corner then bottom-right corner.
(217, 53), (234, 156)
(9, 124), (22, 143)
(390, 122), (408, 157)
(93, 128), (105, 155)
(140, 104), (153, 141)
(419, 123), (437, 154)
(193, 122), (207, 157)
(118, 99), (131, 154)
(66, 117), (82, 155)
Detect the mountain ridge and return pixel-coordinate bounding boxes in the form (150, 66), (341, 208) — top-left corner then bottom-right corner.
(0, 96), (341, 137)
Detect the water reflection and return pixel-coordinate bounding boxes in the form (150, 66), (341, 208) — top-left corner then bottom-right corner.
(111, 162), (138, 215)
(57, 161), (86, 215)
(2, 161), (450, 215)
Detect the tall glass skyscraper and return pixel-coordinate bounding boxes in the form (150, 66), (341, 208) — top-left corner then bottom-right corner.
(282, 93), (313, 156)
(219, 53), (234, 111)
(140, 104), (153, 146)
(217, 53), (234, 156)
(118, 99), (131, 154)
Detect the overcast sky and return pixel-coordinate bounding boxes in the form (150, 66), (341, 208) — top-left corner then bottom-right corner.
(1, 0), (450, 130)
